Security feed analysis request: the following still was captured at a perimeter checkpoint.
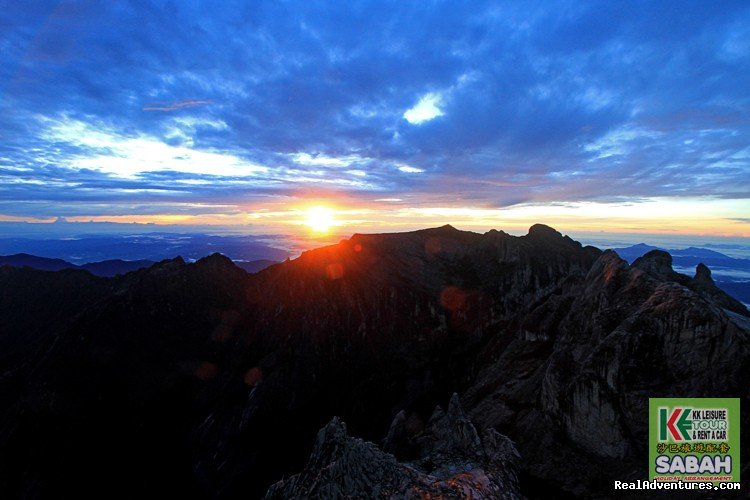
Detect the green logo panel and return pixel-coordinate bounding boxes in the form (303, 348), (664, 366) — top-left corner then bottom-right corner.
(649, 398), (740, 483)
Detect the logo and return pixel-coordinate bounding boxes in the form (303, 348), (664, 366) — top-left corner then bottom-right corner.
(659, 407), (692, 441)
(649, 398), (740, 484)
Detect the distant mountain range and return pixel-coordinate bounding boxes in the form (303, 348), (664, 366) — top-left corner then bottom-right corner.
(613, 242), (750, 269)
(0, 232), (290, 264)
(0, 253), (278, 277)
(0, 225), (747, 498)
(613, 243), (750, 304)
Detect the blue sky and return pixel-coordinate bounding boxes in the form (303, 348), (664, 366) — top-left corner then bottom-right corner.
(1, 1), (749, 237)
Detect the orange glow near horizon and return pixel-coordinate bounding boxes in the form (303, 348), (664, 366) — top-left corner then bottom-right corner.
(2, 197), (749, 239)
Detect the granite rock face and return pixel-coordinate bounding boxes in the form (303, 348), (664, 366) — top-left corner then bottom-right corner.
(464, 249), (749, 495)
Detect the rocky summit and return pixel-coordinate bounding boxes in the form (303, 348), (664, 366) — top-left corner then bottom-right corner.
(265, 394), (522, 499)
(0, 225), (747, 498)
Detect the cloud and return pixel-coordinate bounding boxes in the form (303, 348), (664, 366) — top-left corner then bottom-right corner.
(291, 153), (363, 167)
(403, 92), (445, 124)
(0, 0), (748, 224)
(143, 99), (214, 112)
(397, 165), (424, 173)
(39, 116), (268, 178)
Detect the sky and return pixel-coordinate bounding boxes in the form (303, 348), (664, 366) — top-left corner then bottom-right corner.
(1, 0), (749, 241)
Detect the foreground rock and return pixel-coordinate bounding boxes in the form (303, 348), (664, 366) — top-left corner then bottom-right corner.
(266, 395), (522, 499)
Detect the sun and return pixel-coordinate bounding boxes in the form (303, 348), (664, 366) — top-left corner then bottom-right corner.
(305, 206), (335, 233)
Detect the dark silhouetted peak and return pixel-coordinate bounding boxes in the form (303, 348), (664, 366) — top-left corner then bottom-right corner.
(383, 410), (408, 456)
(694, 262), (713, 284)
(631, 243), (657, 250)
(351, 224), (462, 242)
(266, 401), (522, 499)
(619, 251), (748, 316)
(166, 255), (186, 266)
(689, 262), (748, 315)
(414, 224), (472, 241)
(632, 249), (677, 281)
(311, 416), (350, 462)
(145, 256), (186, 275)
(637, 249), (672, 265)
(0, 253), (75, 272)
(586, 249), (629, 282)
(264, 416), (411, 499)
(415, 224), (459, 235)
(527, 223), (562, 239)
(446, 392), (465, 419)
(196, 252), (236, 270)
(628, 251), (745, 316)
(80, 259), (154, 277)
(415, 393), (483, 460)
(405, 394), (521, 496)
(484, 228), (508, 237)
(0, 254), (155, 277)
(599, 248), (625, 262)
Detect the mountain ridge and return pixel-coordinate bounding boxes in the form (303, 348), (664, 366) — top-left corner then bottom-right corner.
(0, 252), (279, 277)
(0, 224), (747, 498)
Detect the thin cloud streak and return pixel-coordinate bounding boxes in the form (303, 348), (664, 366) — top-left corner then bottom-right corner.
(142, 99), (214, 112)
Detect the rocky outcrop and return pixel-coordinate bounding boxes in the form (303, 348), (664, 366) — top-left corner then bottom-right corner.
(465, 247), (750, 496)
(632, 249), (682, 282)
(632, 250), (748, 315)
(690, 262), (749, 315)
(265, 417), (423, 499)
(266, 395), (522, 499)
(409, 393), (521, 497)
